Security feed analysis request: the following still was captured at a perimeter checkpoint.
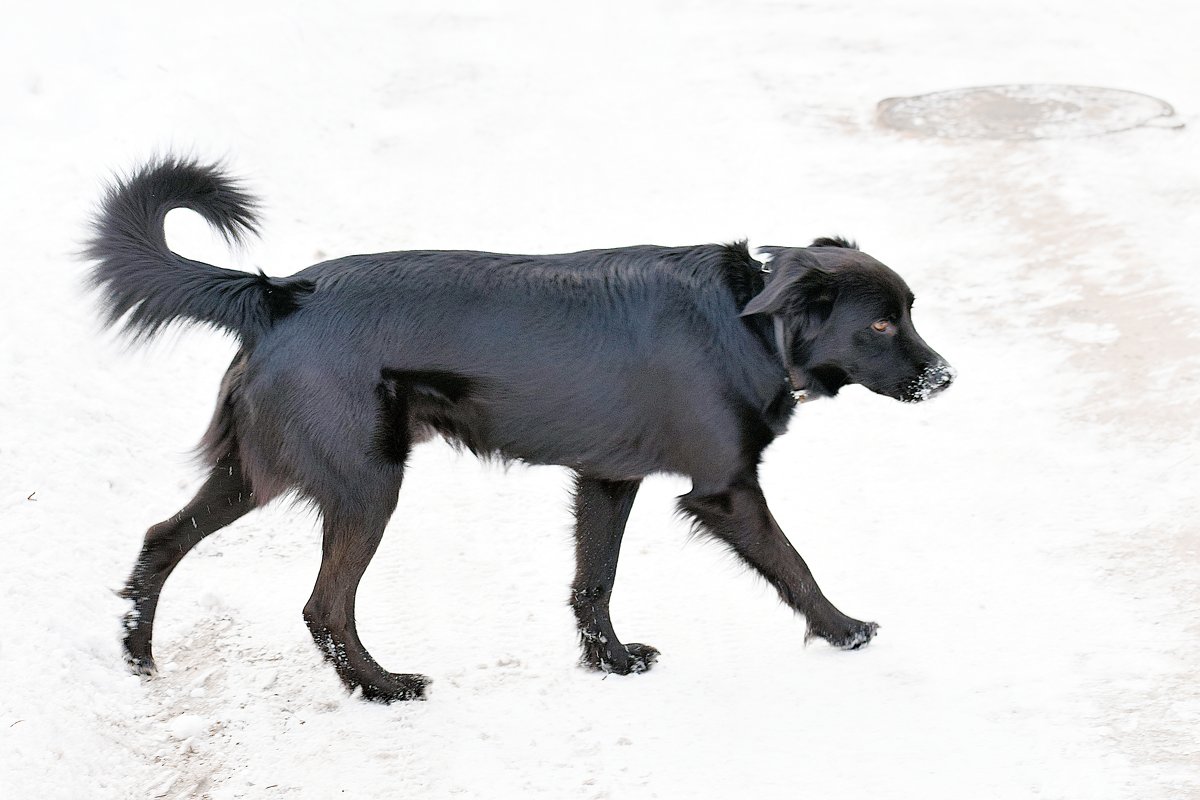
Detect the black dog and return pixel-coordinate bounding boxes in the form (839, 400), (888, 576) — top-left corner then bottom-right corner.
(87, 157), (953, 702)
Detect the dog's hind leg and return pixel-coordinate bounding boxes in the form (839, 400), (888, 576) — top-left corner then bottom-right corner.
(303, 494), (429, 703)
(120, 451), (255, 675)
(680, 480), (879, 650)
(570, 475), (658, 674)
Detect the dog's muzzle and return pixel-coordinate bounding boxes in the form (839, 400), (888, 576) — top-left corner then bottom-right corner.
(903, 362), (956, 402)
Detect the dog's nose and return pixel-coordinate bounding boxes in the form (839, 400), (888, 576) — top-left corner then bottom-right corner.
(924, 362), (955, 395)
(904, 361), (955, 402)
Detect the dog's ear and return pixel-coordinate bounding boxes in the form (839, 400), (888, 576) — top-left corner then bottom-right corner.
(809, 236), (859, 250)
(741, 249), (834, 317)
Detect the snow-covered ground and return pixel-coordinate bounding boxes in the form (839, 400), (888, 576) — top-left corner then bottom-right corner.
(2, 1), (1198, 798)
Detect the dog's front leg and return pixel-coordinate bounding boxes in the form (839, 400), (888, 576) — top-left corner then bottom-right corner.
(570, 474), (659, 674)
(680, 480), (878, 650)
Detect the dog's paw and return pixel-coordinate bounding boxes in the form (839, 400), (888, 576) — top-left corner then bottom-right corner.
(617, 643), (660, 674)
(125, 650), (157, 677)
(806, 617), (879, 650)
(582, 641), (660, 675)
(357, 672), (431, 703)
(122, 635), (157, 677)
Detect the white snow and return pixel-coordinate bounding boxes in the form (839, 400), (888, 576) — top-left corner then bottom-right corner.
(166, 714), (210, 742)
(1061, 322), (1122, 345)
(2, 1), (1199, 798)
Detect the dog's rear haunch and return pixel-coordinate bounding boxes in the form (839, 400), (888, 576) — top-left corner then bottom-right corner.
(88, 157), (953, 702)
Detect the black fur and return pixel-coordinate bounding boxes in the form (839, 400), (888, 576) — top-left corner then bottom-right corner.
(809, 235), (859, 249)
(92, 158), (953, 702)
(372, 380), (411, 465)
(85, 156), (313, 344)
(375, 369), (490, 462)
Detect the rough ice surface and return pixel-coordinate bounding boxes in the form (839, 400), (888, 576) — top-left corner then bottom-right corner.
(3, 1), (1199, 799)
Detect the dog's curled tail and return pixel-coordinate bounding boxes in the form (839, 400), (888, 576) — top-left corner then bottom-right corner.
(85, 156), (304, 344)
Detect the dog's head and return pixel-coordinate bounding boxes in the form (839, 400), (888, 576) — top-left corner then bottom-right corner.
(741, 238), (954, 403)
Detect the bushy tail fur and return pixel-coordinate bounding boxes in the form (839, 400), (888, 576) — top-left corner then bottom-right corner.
(85, 156), (300, 344)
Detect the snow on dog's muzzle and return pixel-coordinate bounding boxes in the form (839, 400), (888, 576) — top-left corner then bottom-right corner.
(904, 362), (956, 402)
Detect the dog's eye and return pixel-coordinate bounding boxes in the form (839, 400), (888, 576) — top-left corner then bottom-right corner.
(871, 320), (894, 333)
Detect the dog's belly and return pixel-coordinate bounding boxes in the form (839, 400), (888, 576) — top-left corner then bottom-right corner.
(447, 370), (741, 483)
(372, 353), (727, 480)
(409, 375), (682, 478)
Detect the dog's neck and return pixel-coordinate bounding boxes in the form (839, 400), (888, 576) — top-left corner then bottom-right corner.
(772, 316), (809, 403)
(753, 259), (809, 404)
